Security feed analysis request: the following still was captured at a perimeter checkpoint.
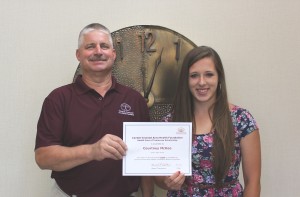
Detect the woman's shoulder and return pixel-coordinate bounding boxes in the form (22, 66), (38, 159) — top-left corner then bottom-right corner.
(229, 103), (251, 115)
(229, 103), (259, 137)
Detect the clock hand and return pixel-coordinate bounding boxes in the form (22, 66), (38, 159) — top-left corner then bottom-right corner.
(141, 66), (146, 95)
(144, 48), (164, 101)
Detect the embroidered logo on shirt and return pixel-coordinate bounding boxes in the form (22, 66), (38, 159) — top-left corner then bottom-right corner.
(118, 103), (134, 116)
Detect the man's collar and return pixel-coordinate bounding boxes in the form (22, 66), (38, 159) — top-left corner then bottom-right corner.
(73, 75), (120, 95)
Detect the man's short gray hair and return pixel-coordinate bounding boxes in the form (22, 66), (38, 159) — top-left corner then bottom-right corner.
(78, 23), (113, 48)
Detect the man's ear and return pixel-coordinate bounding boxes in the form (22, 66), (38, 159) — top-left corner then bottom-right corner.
(76, 49), (80, 61)
(112, 48), (116, 61)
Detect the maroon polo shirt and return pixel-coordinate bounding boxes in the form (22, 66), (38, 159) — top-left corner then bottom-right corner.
(35, 75), (150, 197)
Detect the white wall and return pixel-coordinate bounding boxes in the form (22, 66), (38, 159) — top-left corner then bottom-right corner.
(1, 0), (299, 196)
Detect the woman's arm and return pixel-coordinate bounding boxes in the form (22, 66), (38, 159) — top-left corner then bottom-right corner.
(241, 130), (261, 197)
(140, 177), (155, 197)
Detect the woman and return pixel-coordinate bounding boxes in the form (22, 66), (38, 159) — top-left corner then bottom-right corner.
(154, 46), (261, 196)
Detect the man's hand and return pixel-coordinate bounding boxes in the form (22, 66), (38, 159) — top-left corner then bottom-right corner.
(91, 134), (127, 160)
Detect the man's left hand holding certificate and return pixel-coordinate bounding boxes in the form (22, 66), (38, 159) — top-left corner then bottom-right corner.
(122, 122), (192, 176)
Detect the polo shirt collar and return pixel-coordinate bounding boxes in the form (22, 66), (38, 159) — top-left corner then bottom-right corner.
(74, 75), (121, 95)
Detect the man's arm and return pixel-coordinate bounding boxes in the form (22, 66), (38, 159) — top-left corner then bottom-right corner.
(35, 134), (127, 171)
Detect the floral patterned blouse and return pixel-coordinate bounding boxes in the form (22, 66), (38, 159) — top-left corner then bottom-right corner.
(163, 105), (259, 197)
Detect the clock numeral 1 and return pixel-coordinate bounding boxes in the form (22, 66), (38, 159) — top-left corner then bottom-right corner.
(174, 38), (181, 61)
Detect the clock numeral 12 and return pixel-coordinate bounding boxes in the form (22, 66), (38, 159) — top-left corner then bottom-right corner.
(116, 32), (182, 61)
(139, 32), (157, 53)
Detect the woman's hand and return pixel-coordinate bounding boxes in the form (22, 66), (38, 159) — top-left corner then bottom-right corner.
(154, 171), (185, 191)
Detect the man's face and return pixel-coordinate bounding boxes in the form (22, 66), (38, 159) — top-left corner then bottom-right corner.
(76, 30), (116, 75)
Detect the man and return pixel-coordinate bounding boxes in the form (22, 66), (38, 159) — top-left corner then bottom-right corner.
(35, 23), (154, 197)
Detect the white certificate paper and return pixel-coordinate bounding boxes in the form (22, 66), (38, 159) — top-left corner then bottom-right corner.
(123, 122), (192, 176)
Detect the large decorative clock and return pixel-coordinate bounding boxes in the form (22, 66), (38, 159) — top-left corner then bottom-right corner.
(73, 25), (197, 121)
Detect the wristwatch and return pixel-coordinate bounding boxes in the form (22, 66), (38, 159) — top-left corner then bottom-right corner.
(73, 25), (197, 121)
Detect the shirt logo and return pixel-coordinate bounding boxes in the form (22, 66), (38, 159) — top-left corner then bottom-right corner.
(118, 103), (134, 116)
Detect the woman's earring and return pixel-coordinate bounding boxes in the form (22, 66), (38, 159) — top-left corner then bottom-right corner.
(219, 83), (222, 90)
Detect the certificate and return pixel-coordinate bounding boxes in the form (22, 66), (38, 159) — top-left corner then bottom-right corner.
(122, 122), (192, 176)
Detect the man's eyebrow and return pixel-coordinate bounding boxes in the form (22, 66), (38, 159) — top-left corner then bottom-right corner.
(85, 42), (95, 46)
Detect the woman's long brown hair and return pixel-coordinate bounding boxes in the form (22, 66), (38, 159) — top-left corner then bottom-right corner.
(172, 46), (234, 187)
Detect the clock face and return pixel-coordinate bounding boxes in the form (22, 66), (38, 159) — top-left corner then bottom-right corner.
(73, 25), (197, 121)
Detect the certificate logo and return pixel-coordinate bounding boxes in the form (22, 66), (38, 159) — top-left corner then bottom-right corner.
(176, 127), (186, 134)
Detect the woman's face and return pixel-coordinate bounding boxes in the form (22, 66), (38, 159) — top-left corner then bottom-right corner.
(188, 57), (219, 106)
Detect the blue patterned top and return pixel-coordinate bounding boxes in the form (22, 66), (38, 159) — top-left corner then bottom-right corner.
(164, 105), (259, 197)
